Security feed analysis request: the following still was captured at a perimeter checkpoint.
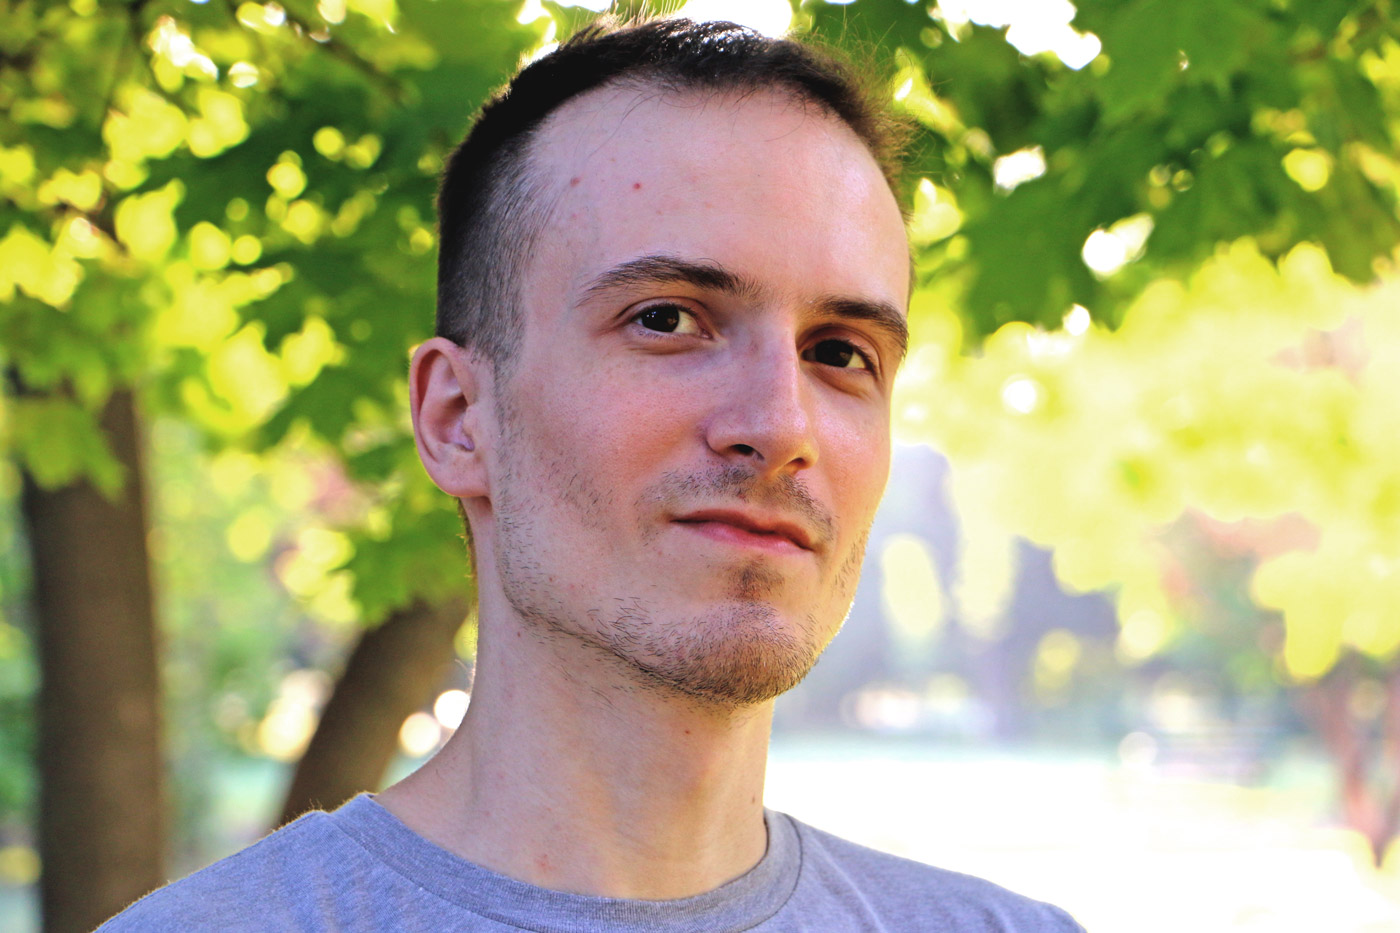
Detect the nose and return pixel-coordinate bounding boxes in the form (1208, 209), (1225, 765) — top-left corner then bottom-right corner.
(703, 343), (818, 475)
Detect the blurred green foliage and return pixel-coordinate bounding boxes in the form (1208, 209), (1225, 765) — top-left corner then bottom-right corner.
(836, 0), (1400, 331)
(0, 513), (35, 826)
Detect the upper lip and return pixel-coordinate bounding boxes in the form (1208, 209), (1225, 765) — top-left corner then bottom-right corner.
(673, 509), (817, 551)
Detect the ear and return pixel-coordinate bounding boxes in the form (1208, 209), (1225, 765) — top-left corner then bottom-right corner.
(409, 337), (492, 499)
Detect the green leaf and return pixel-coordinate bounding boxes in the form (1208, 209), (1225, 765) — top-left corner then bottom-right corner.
(1092, 0), (1262, 123)
(10, 396), (125, 496)
(260, 365), (365, 446)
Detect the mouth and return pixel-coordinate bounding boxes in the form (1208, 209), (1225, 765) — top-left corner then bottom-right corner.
(672, 509), (816, 553)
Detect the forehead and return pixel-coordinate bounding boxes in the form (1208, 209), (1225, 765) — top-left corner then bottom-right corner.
(518, 83), (909, 318)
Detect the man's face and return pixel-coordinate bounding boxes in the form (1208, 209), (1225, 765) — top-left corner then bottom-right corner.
(476, 84), (909, 708)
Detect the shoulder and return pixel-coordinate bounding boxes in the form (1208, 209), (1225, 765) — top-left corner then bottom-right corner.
(783, 815), (1084, 932)
(96, 806), (370, 932)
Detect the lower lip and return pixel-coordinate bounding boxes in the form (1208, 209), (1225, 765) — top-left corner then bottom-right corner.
(675, 520), (809, 555)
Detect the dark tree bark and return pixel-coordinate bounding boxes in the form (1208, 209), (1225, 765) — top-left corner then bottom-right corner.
(277, 596), (469, 826)
(21, 389), (164, 933)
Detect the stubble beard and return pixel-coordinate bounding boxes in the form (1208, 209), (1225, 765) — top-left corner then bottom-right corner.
(490, 398), (869, 711)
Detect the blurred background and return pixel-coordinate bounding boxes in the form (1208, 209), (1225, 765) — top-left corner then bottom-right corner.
(3, 0), (1400, 930)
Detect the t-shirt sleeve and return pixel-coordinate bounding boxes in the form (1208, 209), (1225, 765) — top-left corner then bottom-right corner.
(785, 816), (1086, 932)
(94, 813), (354, 933)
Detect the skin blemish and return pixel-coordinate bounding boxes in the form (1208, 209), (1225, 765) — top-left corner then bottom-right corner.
(632, 181), (642, 190)
(570, 176), (581, 187)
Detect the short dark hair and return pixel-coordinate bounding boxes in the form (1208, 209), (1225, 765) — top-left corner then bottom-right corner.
(435, 17), (905, 371)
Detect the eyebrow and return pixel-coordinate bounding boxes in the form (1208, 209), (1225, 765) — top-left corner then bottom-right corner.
(581, 253), (910, 364)
(582, 254), (763, 302)
(813, 294), (910, 364)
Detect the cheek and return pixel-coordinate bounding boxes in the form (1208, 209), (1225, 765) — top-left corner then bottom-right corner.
(511, 359), (699, 506)
(823, 417), (892, 526)
(567, 344), (707, 434)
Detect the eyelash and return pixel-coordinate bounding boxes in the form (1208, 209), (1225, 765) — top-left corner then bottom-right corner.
(808, 337), (878, 375)
(629, 302), (706, 337)
(626, 303), (879, 376)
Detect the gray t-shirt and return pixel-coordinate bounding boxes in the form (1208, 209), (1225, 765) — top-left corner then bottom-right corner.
(99, 795), (1083, 931)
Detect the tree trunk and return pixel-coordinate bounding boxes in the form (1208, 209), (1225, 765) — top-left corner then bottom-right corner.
(21, 389), (164, 933)
(277, 596), (469, 826)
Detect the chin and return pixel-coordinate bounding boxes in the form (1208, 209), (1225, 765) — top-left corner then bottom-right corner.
(608, 599), (831, 710)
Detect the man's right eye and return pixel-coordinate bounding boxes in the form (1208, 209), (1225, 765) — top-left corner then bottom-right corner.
(634, 303), (703, 336)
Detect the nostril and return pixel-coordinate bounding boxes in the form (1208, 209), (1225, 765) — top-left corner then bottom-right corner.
(732, 444), (757, 457)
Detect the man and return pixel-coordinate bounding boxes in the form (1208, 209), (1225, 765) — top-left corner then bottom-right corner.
(102, 18), (1082, 931)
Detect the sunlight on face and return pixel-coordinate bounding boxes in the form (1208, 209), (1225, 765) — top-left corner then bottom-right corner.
(678, 0), (793, 37)
(486, 85), (906, 710)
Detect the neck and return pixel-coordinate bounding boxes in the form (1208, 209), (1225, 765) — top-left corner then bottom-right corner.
(377, 607), (775, 899)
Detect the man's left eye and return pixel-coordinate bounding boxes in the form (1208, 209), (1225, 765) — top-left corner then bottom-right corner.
(805, 338), (871, 371)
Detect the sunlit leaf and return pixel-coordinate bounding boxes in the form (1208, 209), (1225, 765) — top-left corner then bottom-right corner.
(114, 181), (184, 263)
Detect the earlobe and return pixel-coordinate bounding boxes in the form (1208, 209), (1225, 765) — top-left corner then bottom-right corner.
(409, 337), (490, 498)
